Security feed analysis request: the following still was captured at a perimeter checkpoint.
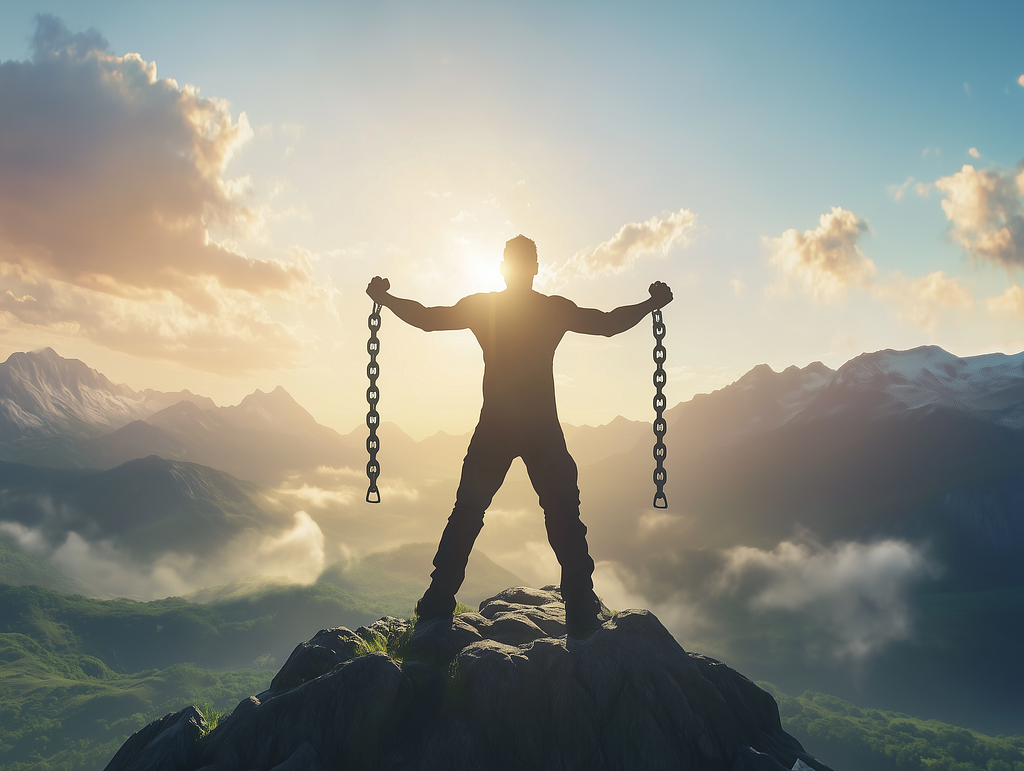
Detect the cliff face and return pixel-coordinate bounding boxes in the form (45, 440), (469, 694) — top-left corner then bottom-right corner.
(106, 587), (833, 771)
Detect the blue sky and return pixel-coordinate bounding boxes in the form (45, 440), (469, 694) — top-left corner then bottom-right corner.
(0, 1), (1022, 436)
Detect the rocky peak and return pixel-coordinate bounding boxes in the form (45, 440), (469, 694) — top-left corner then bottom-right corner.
(0, 348), (147, 433)
(107, 586), (834, 771)
(219, 386), (320, 437)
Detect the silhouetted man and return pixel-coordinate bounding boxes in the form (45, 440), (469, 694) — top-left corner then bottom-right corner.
(366, 235), (672, 637)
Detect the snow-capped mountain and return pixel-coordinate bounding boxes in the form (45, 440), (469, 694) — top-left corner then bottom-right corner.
(668, 345), (1024, 448)
(0, 348), (359, 479)
(0, 348), (151, 435)
(803, 346), (1024, 428)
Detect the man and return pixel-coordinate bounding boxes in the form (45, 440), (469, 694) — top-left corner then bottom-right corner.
(366, 235), (672, 638)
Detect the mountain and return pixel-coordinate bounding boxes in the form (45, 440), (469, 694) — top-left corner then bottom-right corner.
(0, 531), (102, 595)
(0, 456), (295, 590)
(318, 542), (524, 615)
(0, 349), (362, 484)
(0, 348), (146, 435)
(2, 343), (1023, 734)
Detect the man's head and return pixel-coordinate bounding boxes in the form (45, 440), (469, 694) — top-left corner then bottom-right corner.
(501, 235), (538, 290)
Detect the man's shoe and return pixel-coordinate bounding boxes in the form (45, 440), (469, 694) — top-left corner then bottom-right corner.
(565, 593), (604, 640)
(415, 589), (456, 621)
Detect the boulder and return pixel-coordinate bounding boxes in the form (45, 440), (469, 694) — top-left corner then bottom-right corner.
(107, 586), (834, 771)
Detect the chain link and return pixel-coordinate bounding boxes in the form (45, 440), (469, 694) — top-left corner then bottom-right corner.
(365, 303), (382, 503)
(652, 309), (668, 509)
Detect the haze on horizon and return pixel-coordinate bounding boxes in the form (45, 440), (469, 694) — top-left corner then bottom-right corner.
(1, 2), (1023, 439)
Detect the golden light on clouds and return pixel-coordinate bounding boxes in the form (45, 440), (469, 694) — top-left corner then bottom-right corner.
(935, 164), (1024, 268)
(766, 207), (876, 301)
(0, 16), (322, 372)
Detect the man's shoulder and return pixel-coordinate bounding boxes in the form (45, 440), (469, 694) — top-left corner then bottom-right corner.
(458, 292), (497, 307)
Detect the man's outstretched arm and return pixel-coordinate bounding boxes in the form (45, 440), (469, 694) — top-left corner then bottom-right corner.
(366, 276), (472, 331)
(567, 281), (673, 337)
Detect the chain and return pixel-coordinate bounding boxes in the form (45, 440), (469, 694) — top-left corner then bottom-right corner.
(652, 309), (668, 509)
(365, 303), (382, 503)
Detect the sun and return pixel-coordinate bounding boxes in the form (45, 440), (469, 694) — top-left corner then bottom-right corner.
(463, 253), (506, 293)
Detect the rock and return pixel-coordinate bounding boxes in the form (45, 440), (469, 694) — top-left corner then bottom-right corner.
(105, 705), (206, 771)
(106, 587), (836, 771)
(268, 626), (364, 696)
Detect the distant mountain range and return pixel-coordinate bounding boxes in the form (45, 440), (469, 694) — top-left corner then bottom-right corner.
(0, 347), (364, 483)
(1, 344), (1023, 734)
(577, 345), (1024, 590)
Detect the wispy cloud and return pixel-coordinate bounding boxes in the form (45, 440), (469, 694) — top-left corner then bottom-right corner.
(889, 176), (915, 200)
(871, 270), (974, 332)
(765, 207), (876, 301)
(716, 539), (936, 659)
(987, 284), (1024, 316)
(550, 209), (697, 281)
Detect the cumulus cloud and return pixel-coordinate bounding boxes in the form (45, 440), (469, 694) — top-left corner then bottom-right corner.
(871, 270), (974, 331)
(766, 207), (978, 328)
(968, 147), (981, 158)
(552, 209), (697, 280)
(1019, 74), (1024, 88)
(986, 284), (1024, 316)
(933, 163), (1024, 268)
(716, 539), (936, 659)
(765, 207), (876, 300)
(0, 16), (319, 369)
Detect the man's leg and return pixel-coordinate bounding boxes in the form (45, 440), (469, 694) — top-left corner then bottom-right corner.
(521, 426), (601, 636)
(416, 421), (514, 619)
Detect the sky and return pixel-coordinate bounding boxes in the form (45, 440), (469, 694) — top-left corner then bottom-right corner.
(0, 1), (1022, 439)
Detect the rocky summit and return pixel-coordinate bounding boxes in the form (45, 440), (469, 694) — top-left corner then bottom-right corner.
(106, 587), (833, 771)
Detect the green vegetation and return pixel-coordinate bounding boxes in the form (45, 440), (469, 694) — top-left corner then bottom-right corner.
(0, 582), (380, 673)
(0, 581), (384, 771)
(0, 631), (269, 771)
(0, 536), (102, 597)
(5, 579), (1023, 771)
(763, 684), (1024, 771)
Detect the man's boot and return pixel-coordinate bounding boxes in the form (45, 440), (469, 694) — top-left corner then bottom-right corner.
(564, 590), (603, 639)
(415, 586), (456, 621)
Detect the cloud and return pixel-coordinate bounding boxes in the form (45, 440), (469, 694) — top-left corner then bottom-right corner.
(4, 509), (327, 599)
(889, 176), (915, 200)
(0, 269), (305, 372)
(986, 284), (1024, 316)
(553, 209), (697, 280)
(969, 147), (981, 158)
(933, 163), (1024, 268)
(1019, 74), (1024, 88)
(0, 16), (319, 369)
(716, 539), (936, 659)
(765, 207), (876, 300)
(871, 270), (974, 331)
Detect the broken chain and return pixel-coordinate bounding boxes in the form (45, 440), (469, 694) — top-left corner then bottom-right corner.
(365, 302), (382, 503)
(652, 309), (668, 509)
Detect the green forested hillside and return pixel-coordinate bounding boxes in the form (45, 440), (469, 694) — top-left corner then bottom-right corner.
(765, 685), (1024, 771)
(0, 581), (386, 770)
(0, 536), (101, 596)
(0, 632), (270, 771)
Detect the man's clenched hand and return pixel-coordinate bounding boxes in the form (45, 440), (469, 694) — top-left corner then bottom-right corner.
(366, 276), (391, 305)
(649, 281), (673, 308)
